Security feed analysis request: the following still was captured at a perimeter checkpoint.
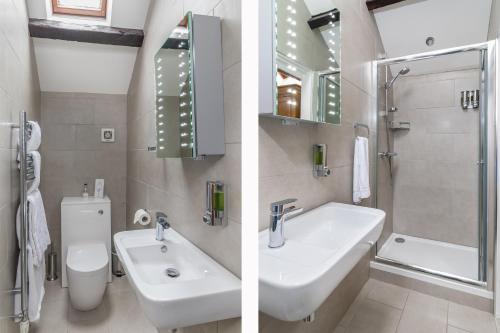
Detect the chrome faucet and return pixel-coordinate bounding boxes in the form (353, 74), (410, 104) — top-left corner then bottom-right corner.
(155, 212), (170, 241)
(268, 199), (303, 248)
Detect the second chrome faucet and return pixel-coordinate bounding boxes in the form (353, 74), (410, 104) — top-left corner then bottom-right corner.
(268, 199), (303, 248)
(155, 212), (170, 241)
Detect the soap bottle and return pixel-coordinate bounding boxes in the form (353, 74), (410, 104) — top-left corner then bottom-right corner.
(82, 183), (89, 198)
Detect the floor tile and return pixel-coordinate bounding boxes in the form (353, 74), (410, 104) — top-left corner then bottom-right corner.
(339, 279), (379, 328)
(396, 291), (448, 333)
(333, 326), (347, 333)
(107, 290), (157, 333)
(31, 298), (69, 333)
(448, 302), (497, 333)
(367, 280), (409, 310)
(347, 299), (402, 333)
(447, 326), (471, 333)
(106, 276), (131, 294)
(397, 291), (448, 333)
(68, 320), (110, 333)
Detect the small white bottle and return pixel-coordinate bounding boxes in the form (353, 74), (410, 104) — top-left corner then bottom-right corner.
(82, 183), (89, 198)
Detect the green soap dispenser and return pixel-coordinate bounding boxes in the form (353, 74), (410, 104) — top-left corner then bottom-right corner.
(202, 181), (226, 226)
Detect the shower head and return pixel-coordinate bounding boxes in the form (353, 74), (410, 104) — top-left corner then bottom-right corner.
(385, 66), (410, 89)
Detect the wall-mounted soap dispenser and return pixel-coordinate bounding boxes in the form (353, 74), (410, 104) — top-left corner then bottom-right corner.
(203, 181), (226, 226)
(313, 144), (331, 177)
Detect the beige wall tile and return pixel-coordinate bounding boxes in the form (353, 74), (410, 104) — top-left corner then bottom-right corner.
(391, 70), (481, 247)
(0, 1), (40, 331)
(41, 92), (127, 274)
(126, 1), (241, 330)
(258, 1), (385, 330)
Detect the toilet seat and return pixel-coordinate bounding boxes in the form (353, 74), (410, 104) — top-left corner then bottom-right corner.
(67, 243), (108, 275)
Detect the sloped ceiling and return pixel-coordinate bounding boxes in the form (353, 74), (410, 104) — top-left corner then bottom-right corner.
(27, 0), (151, 94)
(373, 0), (492, 75)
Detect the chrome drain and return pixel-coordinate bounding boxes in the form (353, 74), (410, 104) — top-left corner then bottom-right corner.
(395, 237), (405, 243)
(166, 268), (180, 278)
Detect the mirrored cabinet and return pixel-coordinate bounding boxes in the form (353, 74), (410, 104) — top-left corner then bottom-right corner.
(154, 12), (225, 159)
(259, 0), (341, 125)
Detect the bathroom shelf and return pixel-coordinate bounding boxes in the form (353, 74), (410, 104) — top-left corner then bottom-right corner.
(389, 121), (410, 130)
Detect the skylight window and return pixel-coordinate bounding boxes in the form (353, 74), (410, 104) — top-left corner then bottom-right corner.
(52, 0), (107, 17)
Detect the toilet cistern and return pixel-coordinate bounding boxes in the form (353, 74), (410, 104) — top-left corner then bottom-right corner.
(155, 212), (170, 241)
(269, 199), (303, 248)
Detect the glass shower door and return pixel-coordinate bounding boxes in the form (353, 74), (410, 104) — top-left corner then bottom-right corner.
(374, 43), (491, 284)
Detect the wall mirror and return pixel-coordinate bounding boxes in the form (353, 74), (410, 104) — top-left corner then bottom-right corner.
(154, 12), (225, 159)
(260, 0), (341, 124)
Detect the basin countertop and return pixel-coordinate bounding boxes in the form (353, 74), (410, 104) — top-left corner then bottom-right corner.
(114, 228), (241, 330)
(259, 202), (385, 321)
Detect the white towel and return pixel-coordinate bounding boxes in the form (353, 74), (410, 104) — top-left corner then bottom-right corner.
(353, 136), (370, 204)
(17, 121), (41, 162)
(16, 189), (51, 267)
(27, 151), (41, 195)
(14, 247), (46, 322)
(26, 121), (41, 152)
(14, 189), (50, 321)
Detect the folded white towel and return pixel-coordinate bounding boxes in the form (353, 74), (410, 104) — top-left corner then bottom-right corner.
(14, 247), (46, 322)
(16, 189), (51, 267)
(26, 121), (41, 152)
(27, 151), (41, 194)
(353, 136), (370, 204)
(17, 121), (41, 163)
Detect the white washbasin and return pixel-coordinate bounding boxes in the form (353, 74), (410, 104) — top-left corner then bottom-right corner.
(114, 229), (241, 330)
(259, 202), (385, 321)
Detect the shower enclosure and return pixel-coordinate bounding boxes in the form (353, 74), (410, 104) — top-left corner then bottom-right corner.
(374, 41), (495, 286)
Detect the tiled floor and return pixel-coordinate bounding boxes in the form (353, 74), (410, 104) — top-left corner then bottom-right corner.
(31, 276), (158, 333)
(334, 279), (500, 333)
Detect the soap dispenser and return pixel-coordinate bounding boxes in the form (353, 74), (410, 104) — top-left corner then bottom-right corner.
(313, 144), (331, 177)
(82, 183), (89, 198)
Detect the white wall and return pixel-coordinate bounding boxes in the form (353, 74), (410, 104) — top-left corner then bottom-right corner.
(33, 38), (138, 94)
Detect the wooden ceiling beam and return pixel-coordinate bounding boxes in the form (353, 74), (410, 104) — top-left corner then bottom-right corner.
(366, 0), (408, 11)
(29, 19), (144, 47)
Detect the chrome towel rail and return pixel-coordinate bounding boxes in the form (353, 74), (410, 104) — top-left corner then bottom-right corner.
(354, 122), (370, 136)
(5, 112), (30, 327)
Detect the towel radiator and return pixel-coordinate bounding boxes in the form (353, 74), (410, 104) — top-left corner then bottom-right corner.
(3, 111), (32, 330)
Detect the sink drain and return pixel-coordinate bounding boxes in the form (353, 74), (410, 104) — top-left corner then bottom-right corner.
(166, 268), (180, 278)
(395, 237), (405, 243)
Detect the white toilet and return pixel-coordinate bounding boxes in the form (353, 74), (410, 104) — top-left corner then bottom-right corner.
(61, 196), (111, 311)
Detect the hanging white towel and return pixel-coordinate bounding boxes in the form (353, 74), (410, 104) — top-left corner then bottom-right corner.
(353, 136), (370, 204)
(14, 247), (46, 322)
(16, 189), (51, 267)
(27, 151), (41, 195)
(14, 189), (50, 321)
(26, 121), (41, 152)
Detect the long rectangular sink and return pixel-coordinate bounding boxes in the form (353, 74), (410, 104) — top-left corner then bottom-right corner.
(259, 202), (385, 321)
(114, 229), (241, 330)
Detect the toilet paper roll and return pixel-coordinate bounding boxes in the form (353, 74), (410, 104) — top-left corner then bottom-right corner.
(133, 209), (151, 226)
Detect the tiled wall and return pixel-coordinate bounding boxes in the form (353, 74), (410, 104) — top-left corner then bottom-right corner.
(40, 92), (127, 274)
(127, 0), (241, 332)
(0, 0), (41, 331)
(488, 0), (499, 40)
(259, 0), (386, 331)
(391, 69), (480, 247)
